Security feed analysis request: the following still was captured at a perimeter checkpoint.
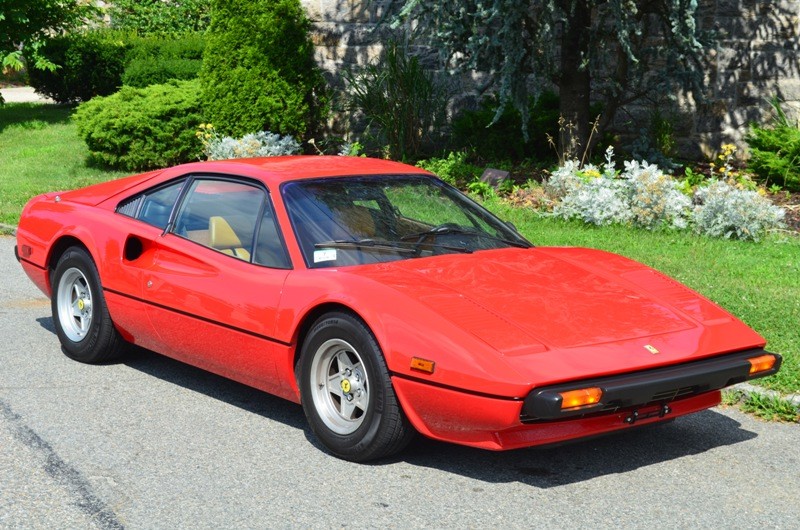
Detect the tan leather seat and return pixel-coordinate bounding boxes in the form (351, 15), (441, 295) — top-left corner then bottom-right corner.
(209, 216), (251, 261)
(334, 205), (376, 237)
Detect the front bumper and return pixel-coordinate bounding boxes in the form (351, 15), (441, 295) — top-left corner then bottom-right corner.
(523, 348), (781, 421)
(391, 348), (780, 451)
(392, 376), (726, 451)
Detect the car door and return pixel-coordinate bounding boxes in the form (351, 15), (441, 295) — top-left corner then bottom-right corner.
(140, 177), (292, 395)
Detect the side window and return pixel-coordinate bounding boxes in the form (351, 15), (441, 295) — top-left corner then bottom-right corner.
(172, 179), (263, 261)
(117, 180), (184, 230)
(254, 203), (291, 269)
(171, 178), (289, 268)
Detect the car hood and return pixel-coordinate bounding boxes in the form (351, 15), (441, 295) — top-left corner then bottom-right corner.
(356, 247), (725, 354)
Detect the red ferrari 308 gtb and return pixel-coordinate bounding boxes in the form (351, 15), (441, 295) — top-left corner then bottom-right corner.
(15, 156), (781, 461)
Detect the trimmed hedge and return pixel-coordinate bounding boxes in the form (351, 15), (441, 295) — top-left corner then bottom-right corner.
(109, 0), (211, 35)
(74, 79), (203, 170)
(122, 33), (205, 88)
(29, 31), (206, 103)
(199, 0), (328, 139)
(28, 31), (129, 104)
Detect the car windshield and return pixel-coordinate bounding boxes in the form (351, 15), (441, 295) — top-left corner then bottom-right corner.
(282, 175), (532, 268)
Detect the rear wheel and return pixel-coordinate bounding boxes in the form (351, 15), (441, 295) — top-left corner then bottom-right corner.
(299, 312), (414, 462)
(51, 247), (125, 363)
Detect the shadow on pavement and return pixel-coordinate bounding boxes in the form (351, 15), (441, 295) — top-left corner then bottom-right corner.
(36, 316), (309, 432)
(393, 409), (755, 487)
(37, 317), (758, 486)
(122, 345), (309, 432)
(36, 316), (56, 334)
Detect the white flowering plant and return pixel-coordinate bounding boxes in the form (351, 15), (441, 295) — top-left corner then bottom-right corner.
(544, 146), (785, 240)
(196, 124), (300, 160)
(550, 148), (691, 230)
(693, 180), (786, 241)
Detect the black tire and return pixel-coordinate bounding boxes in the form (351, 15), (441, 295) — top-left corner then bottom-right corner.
(298, 312), (414, 462)
(50, 246), (126, 363)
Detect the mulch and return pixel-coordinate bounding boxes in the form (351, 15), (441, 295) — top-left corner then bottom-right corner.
(770, 192), (800, 234)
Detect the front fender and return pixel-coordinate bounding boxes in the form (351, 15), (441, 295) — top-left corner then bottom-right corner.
(275, 269), (532, 399)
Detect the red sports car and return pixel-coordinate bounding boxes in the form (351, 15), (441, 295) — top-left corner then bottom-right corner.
(15, 156), (781, 461)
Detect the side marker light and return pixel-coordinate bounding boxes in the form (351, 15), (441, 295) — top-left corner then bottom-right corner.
(559, 387), (603, 410)
(747, 354), (776, 375)
(410, 357), (435, 374)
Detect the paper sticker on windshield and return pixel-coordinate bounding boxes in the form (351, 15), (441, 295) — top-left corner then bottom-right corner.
(314, 249), (337, 263)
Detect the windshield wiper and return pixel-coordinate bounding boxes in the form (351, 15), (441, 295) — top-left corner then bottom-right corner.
(315, 239), (417, 255)
(402, 225), (532, 249)
(315, 238), (472, 255)
(484, 234), (532, 249)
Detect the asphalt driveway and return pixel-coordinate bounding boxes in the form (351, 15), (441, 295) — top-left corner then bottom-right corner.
(1, 235), (798, 528)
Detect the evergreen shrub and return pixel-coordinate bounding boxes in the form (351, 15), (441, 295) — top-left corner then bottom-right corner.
(746, 100), (800, 191)
(200, 0), (327, 139)
(74, 79), (203, 170)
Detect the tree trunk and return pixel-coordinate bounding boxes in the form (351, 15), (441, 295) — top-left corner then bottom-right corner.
(558, 0), (592, 162)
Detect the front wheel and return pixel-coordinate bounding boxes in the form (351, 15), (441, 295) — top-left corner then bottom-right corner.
(298, 312), (414, 462)
(51, 246), (126, 363)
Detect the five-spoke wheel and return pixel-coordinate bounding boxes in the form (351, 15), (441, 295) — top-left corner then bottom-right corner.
(55, 267), (94, 342)
(51, 247), (125, 363)
(299, 312), (414, 461)
(309, 338), (370, 435)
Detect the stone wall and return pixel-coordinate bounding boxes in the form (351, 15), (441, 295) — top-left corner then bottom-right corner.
(689, 0), (800, 158)
(301, 0), (800, 159)
(301, 1), (394, 84)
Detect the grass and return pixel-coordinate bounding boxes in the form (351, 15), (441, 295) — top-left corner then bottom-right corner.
(2, 102), (798, 398)
(723, 390), (799, 422)
(0, 103), (128, 225)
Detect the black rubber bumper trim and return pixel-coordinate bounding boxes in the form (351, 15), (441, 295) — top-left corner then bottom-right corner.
(523, 348), (782, 420)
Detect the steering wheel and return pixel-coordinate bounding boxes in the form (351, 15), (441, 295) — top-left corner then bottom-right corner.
(400, 223), (462, 254)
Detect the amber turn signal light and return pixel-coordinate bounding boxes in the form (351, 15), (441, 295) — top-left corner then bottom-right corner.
(410, 357), (435, 374)
(559, 387), (603, 410)
(747, 354), (777, 375)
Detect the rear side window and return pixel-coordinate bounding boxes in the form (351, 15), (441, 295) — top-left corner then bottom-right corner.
(117, 180), (185, 230)
(172, 179), (263, 261)
(117, 176), (291, 268)
(171, 178), (290, 267)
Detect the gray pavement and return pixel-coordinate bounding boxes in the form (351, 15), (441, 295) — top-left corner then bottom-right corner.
(0, 86), (53, 104)
(1, 234), (799, 528)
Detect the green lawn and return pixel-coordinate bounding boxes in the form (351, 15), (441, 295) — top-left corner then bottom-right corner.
(2, 102), (798, 397)
(0, 103), (128, 225)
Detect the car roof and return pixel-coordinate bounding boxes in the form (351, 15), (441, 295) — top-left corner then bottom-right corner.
(58, 157), (435, 208)
(167, 156), (433, 186)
